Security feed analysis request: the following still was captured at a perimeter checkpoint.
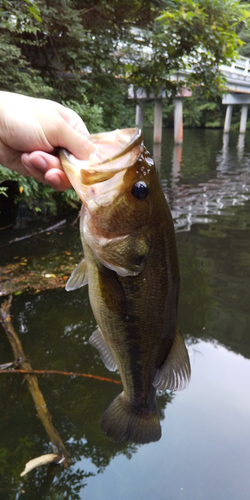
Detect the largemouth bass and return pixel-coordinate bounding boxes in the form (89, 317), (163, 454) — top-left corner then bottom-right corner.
(60, 128), (191, 444)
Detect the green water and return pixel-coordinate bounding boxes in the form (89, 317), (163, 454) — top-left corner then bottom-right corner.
(0, 129), (250, 500)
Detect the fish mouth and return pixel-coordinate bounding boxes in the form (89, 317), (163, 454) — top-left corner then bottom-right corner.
(59, 128), (143, 204)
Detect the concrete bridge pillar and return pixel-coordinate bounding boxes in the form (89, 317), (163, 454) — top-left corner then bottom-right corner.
(239, 105), (248, 134)
(223, 94), (250, 134)
(154, 98), (163, 143)
(135, 101), (144, 129)
(224, 105), (233, 133)
(174, 97), (183, 144)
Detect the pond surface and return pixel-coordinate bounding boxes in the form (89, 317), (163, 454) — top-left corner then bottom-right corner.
(0, 129), (250, 500)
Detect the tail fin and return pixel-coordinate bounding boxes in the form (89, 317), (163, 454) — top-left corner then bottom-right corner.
(101, 392), (161, 444)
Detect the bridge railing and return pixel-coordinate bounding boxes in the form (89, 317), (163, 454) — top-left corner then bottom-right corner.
(221, 55), (250, 77)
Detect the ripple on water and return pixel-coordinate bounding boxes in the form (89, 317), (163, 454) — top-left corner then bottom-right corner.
(162, 162), (250, 232)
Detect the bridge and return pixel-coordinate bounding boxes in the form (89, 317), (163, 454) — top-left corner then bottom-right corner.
(220, 56), (250, 135)
(129, 55), (250, 143)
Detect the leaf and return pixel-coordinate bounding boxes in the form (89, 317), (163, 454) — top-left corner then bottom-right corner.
(20, 453), (63, 476)
(0, 187), (8, 197)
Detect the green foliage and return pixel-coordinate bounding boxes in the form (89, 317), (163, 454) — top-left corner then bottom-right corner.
(2, 0), (247, 105)
(158, 0), (248, 54)
(0, 0), (249, 214)
(0, 185), (8, 197)
(0, 164), (82, 214)
(238, 0), (250, 58)
(0, 165), (48, 199)
(90, 75), (136, 130)
(127, 0), (250, 96)
(62, 98), (104, 134)
(0, 0), (52, 96)
(182, 91), (224, 128)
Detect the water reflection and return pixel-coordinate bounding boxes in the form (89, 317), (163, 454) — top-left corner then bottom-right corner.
(1, 130), (250, 500)
(165, 135), (250, 232)
(0, 290), (174, 499)
(153, 142), (161, 171)
(237, 133), (245, 161)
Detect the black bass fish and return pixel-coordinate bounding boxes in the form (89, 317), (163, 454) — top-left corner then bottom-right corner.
(60, 128), (191, 444)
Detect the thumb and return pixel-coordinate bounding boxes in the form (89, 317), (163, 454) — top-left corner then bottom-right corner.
(57, 106), (89, 135)
(56, 106), (96, 159)
(55, 118), (97, 160)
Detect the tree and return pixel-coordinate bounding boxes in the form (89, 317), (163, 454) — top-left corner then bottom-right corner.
(125, 0), (250, 96)
(0, 0), (52, 97)
(1, 0), (249, 111)
(237, 0), (250, 58)
(0, 0), (249, 213)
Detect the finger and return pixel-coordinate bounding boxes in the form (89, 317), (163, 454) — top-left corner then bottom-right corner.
(21, 152), (71, 190)
(44, 168), (71, 191)
(23, 151), (63, 172)
(49, 117), (97, 160)
(21, 154), (48, 184)
(57, 106), (89, 135)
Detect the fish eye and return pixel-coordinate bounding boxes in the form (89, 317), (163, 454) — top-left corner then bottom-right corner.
(131, 181), (149, 200)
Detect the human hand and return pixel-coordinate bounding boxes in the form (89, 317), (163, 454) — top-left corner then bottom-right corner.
(0, 92), (96, 191)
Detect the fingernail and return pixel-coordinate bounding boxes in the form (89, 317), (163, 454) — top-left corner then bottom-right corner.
(32, 156), (48, 170)
(47, 174), (61, 189)
(22, 154), (48, 171)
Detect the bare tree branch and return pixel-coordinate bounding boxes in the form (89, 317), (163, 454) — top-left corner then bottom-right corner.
(0, 296), (70, 468)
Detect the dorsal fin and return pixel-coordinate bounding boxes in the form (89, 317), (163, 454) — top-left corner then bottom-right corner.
(65, 259), (88, 291)
(153, 327), (191, 392)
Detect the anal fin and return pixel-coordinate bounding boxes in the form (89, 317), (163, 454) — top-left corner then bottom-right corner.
(66, 258), (88, 291)
(153, 327), (191, 392)
(89, 327), (118, 372)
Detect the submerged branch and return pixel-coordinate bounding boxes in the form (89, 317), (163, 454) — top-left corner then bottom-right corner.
(0, 296), (70, 468)
(0, 368), (121, 384)
(0, 224), (13, 231)
(0, 219), (66, 248)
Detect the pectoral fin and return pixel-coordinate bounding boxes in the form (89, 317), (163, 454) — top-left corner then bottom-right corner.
(153, 328), (191, 392)
(89, 327), (118, 372)
(66, 259), (88, 291)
